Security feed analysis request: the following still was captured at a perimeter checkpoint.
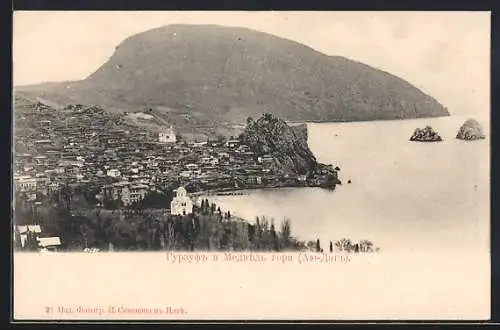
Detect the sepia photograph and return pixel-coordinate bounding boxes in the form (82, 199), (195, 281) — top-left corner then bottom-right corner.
(12, 11), (490, 321)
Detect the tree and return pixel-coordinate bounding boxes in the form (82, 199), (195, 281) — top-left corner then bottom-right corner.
(279, 218), (292, 250)
(152, 226), (163, 250)
(229, 221), (242, 251)
(14, 228), (23, 250)
(200, 199), (207, 214)
(260, 216), (272, 250)
(236, 222), (250, 250)
(253, 216), (262, 250)
(59, 184), (72, 209)
(270, 218), (279, 251)
(359, 239), (374, 252)
(111, 218), (136, 251)
(86, 212), (112, 250)
(166, 219), (176, 250)
(215, 134), (227, 145)
(335, 238), (353, 252)
(316, 239), (321, 252)
(140, 190), (173, 209)
(306, 240), (316, 250)
(25, 229), (39, 251)
(329, 241), (333, 253)
(213, 221), (224, 250)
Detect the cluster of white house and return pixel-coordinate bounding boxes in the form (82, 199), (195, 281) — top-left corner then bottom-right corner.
(99, 181), (150, 206)
(158, 126), (177, 144)
(98, 183), (193, 215)
(14, 224), (61, 251)
(14, 187), (194, 252)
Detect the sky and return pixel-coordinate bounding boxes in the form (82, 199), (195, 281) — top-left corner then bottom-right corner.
(13, 11), (490, 117)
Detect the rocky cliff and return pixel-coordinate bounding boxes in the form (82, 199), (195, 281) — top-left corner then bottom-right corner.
(240, 114), (341, 189)
(456, 118), (486, 141)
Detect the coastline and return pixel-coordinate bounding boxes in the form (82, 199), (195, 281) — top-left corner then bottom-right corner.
(286, 113), (451, 125)
(190, 182), (337, 198)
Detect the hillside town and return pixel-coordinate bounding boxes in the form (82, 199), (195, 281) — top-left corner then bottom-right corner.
(13, 97), (354, 252)
(14, 98), (314, 208)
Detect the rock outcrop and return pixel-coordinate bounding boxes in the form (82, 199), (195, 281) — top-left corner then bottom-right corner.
(240, 113), (341, 189)
(410, 125), (443, 142)
(456, 118), (486, 141)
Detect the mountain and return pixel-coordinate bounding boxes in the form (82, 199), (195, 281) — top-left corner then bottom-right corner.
(240, 113), (340, 189)
(15, 24), (449, 135)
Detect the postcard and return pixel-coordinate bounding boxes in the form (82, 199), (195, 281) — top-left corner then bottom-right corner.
(12, 11), (491, 321)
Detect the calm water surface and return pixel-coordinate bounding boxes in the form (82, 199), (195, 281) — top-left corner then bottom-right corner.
(205, 115), (490, 253)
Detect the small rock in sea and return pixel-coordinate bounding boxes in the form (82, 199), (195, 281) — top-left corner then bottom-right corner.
(347, 179), (352, 184)
(456, 118), (485, 141)
(409, 125), (443, 142)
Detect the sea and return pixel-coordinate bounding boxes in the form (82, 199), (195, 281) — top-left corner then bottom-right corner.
(203, 115), (490, 254)
(14, 114), (491, 319)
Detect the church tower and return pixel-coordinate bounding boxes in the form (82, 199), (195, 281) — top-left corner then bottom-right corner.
(170, 187), (193, 215)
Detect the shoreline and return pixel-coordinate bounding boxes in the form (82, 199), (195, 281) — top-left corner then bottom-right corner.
(286, 113), (451, 125)
(190, 183), (336, 197)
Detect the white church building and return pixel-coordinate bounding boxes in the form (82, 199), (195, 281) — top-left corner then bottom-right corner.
(159, 126), (177, 143)
(170, 187), (193, 216)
